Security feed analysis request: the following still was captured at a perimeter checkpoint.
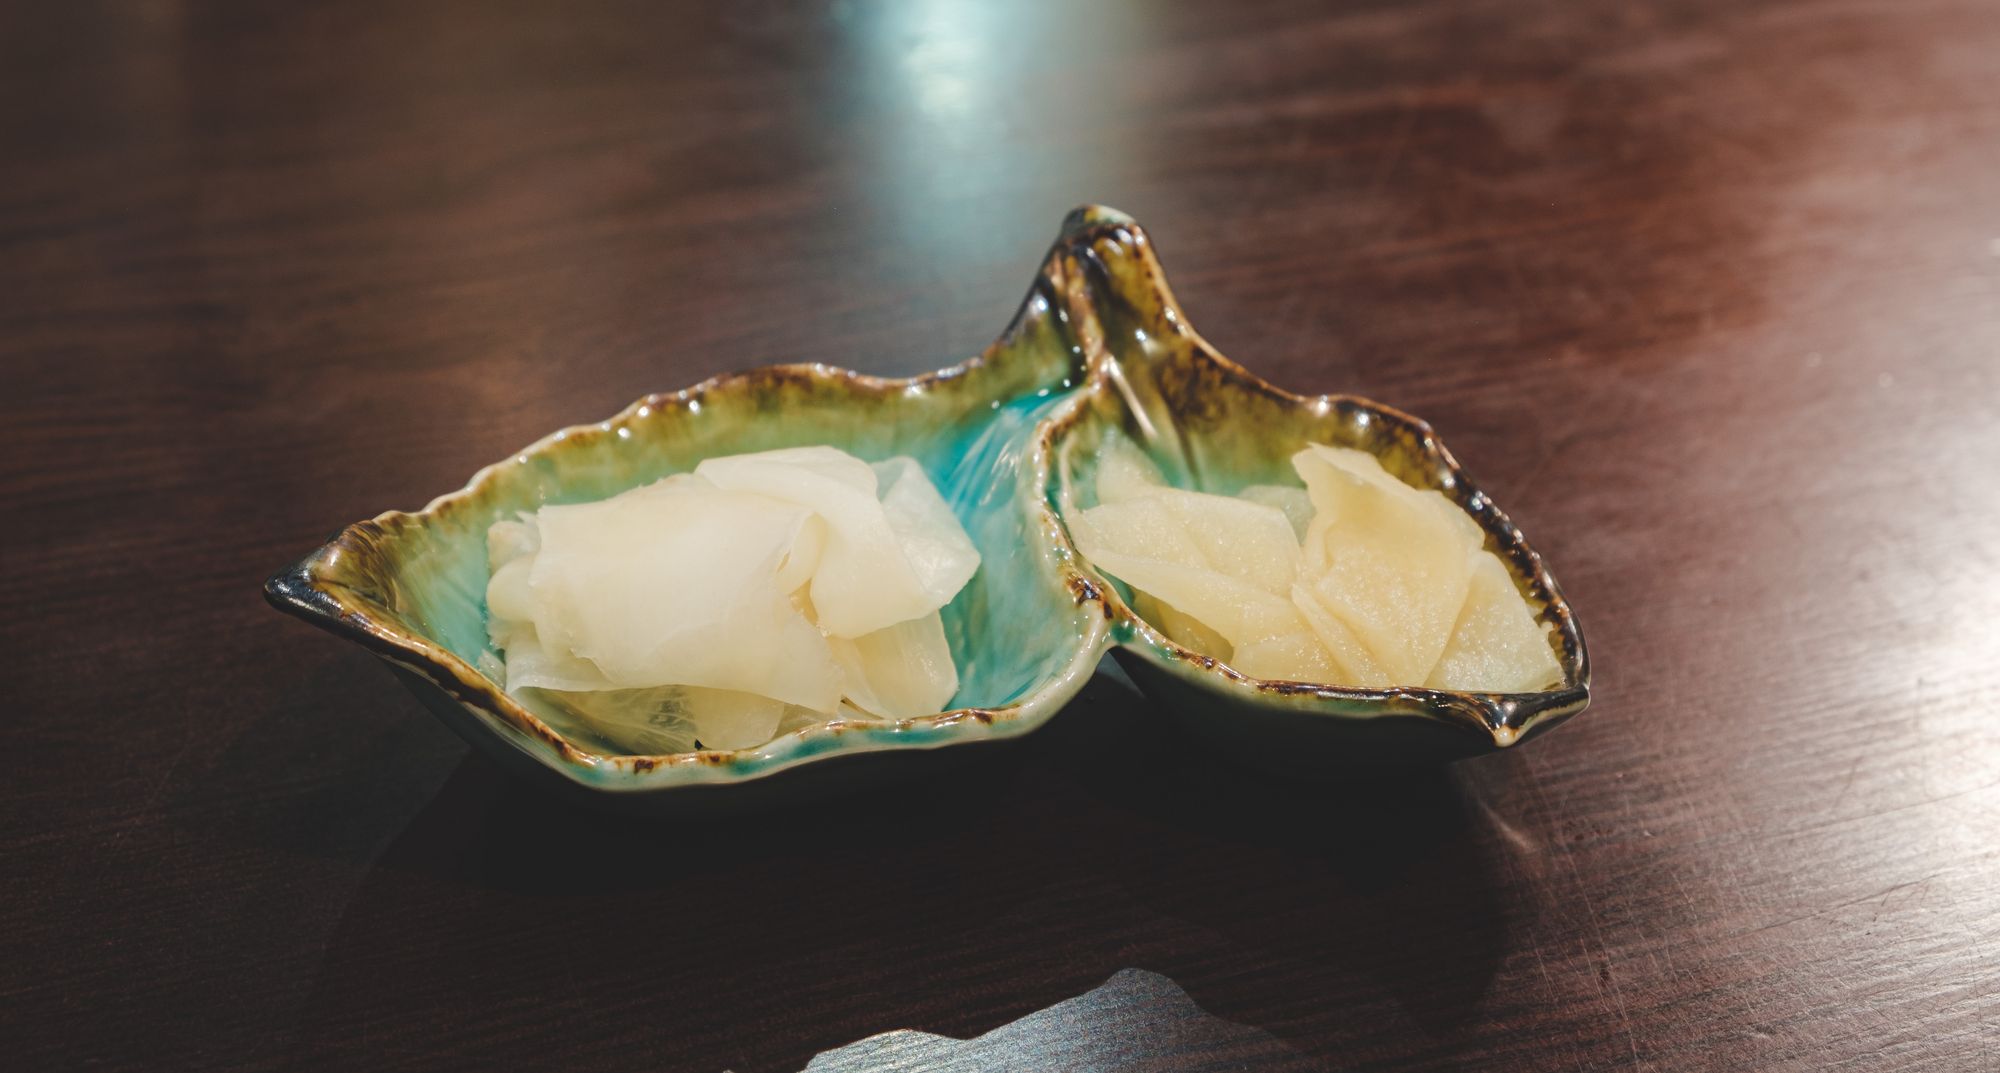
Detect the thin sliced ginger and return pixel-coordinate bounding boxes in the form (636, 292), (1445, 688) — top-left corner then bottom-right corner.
(483, 446), (981, 753)
(1070, 434), (1561, 693)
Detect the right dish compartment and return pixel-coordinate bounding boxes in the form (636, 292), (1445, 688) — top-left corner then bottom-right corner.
(1039, 208), (1591, 768)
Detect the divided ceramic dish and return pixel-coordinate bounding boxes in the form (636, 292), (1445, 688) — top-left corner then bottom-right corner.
(266, 205), (1590, 810)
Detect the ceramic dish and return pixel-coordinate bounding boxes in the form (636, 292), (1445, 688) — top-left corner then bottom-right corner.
(266, 205), (1590, 810)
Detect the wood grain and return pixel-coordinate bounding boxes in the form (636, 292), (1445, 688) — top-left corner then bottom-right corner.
(4, 1), (1997, 1069)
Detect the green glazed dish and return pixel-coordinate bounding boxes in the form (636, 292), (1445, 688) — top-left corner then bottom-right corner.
(266, 205), (1590, 809)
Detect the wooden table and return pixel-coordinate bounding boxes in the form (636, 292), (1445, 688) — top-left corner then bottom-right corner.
(6, 1), (1996, 1069)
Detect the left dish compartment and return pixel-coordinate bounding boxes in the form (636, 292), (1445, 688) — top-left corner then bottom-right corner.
(265, 237), (1115, 812)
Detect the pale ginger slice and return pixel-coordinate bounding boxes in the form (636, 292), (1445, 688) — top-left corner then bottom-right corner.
(1076, 455), (1333, 679)
(1073, 496), (1207, 573)
(485, 493), (814, 699)
(524, 477), (844, 710)
(1236, 484), (1314, 541)
(1293, 444), (1485, 551)
(484, 556), (536, 631)
(673, 687), (792, 751)
(1089, 436), (1301, 595)
(1072, 524), (1309, 652)
(1149, 488), (1301, 596)
(1077, 490), (1301, 596)
(487, 516), (540, 569)
(1230, 630), (1343, 683)
(1427, 551), (1562, 692)
(1135, 587), (1344, 685)
(872, 457), (982, 613)
(1291, 445), (1479, 685)
(774, 513), (828, 596)
(1289, 580), (1393, 687)
(695, 446), (932, 637)
(488, 532), (605, 696)
(1133, 590), (1235, 658)
(1093, 431), (1170, 506)
(831, 610), (960, 720)
(488, 622), (622, 695)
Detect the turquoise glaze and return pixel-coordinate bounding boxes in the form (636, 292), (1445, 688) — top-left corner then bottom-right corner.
(266, 206), (1590, 809)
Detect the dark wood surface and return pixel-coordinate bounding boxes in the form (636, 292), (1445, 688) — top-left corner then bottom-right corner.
(5, 1), (1997, 1069)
